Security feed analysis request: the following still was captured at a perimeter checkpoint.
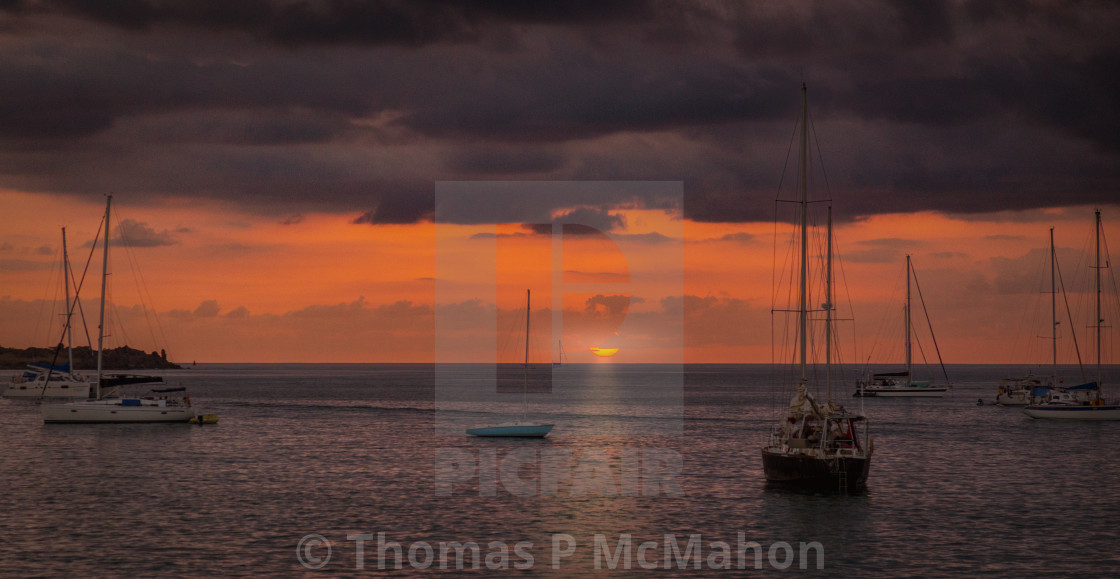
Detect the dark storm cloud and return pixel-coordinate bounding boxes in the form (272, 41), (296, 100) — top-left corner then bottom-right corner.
(434, 181), (681, 226)
(397, 59), (794, 142)
(11, 0), (653, 46)
(1, 0), (1118, 223)
(446, 146), (567, 175)
(353, 184), (435, 224)
(0, 48), (370, 143)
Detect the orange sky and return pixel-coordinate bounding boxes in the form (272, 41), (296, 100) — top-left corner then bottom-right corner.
(2, 190), (1118, 365)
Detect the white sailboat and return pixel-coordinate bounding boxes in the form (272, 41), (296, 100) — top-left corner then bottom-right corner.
(41, 195), (199, 424)
(760, 84), (871, 492)
(467, 289), (554, 437)
(1024, 210), (1120, 420)
(855, 255), (951, 397)
(997, 227), (1064, 405)
(3, 228), (91, 400)
(2, 362), (88, 400)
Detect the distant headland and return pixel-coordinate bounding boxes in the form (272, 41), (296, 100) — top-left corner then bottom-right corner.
(0, 345), (183, 370)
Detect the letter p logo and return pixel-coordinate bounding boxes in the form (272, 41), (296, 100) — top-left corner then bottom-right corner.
(434, 181), (683, 437)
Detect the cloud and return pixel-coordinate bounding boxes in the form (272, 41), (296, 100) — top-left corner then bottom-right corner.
(114, 219), (179, 247)
(353, 189), (435, 224)
(130, 297), (438, 362)
(662, 294), (769, 348)
(843, 238), (926, 264)
(525, 207), (625, 235)
(563, 270), (628, 282)
(468, 231), (528, 240)
(207, 243), (256, 254)
(435, 182), (680, 226)
(0, 1), (1118, 225)
(989, 246), (1093, 295)
(701, 232), (755, 244)
(446, 146), (567, 175)
(12, 1), (655, 48)
(193, 300), (221, 317)
(0, 259), (56, 272)
(612, 231), (675, 244)
(224, 305), (250, 318)
(584, 294), (639, 316)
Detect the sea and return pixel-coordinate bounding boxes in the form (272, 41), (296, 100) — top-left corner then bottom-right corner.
(2, 363), (1119, 577)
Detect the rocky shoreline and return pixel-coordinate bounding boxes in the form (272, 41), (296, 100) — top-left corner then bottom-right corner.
(0, 345), (183, 370)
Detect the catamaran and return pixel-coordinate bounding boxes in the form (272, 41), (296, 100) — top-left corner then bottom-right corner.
(40, 196), (200, 424)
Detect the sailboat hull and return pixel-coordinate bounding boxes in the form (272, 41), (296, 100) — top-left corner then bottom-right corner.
(466, 423), (554, 437)
(42, 399), (195, 423)
(3, 381), (90, 400)
(761, 450), (870, 492)
(1021, 405), (1120, 420)
(854, 386), (947, 397)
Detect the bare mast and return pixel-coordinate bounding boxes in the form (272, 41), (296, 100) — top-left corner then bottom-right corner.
(826, 206), (833, 399)
(798, 83), (808, 382)
(62, 228), (74, 372)
(524, 289), (530, 422)
(1051, 227), (1057, 385)
(1095, 210), (1102, 388)
(95, 195), (112, 400)
(905, 255), (912, 382)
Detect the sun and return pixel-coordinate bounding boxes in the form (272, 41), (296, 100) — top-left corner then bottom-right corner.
(589, 347), (619, 358)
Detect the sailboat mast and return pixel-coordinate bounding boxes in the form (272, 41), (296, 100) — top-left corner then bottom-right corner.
(1051, 227), (1057, 385)
(826, 205), (833, 399)
(798, 83), (808, 381)
(1095, 210), (1101, 388)
(524, 288), (530, 422)
(62, 228), (74, 372)
(905, 255), (912, 381)
(95, 195), (112, 400)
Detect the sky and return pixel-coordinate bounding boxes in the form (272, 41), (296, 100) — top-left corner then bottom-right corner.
(2, 0), (1119, 365)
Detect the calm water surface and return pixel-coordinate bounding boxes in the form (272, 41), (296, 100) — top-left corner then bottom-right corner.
(1, 364), (1119, 576)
